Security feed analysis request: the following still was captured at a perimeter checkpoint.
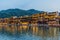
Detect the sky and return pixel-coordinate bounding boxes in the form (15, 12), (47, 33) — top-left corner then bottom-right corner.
(0, 0), (60, 12)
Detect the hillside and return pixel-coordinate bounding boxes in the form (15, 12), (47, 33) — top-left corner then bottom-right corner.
(0, 9), (44, 18)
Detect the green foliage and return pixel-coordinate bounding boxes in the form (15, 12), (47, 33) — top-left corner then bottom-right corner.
(0, 9), (44, 18)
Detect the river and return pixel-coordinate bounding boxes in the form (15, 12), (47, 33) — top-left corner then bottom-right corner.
(0, 25), (60, 40)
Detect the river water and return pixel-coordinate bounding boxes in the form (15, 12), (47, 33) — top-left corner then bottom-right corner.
(0, 25), (60, 40)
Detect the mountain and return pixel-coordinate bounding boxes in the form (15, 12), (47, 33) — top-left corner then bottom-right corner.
(27, 9), (44, 14)
(0, 9), (44, 18)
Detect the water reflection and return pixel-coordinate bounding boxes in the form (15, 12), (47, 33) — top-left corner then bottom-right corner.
(0, 24), (60, 40)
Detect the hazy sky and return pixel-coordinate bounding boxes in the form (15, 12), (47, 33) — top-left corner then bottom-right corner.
(0, 0), (60, 12)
